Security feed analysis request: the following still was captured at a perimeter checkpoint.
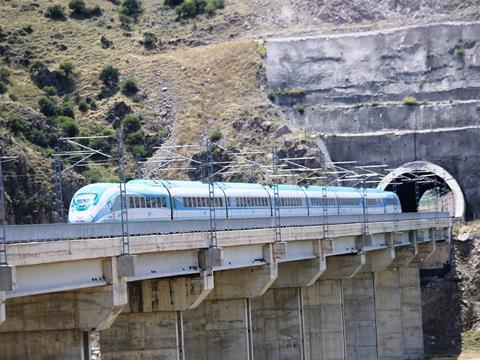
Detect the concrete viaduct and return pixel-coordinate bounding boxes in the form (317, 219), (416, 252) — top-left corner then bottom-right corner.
(0, 213), (450, 359)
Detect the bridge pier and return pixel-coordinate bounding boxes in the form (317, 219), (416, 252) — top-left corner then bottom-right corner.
(0, 284), (127, 360)
(100, 271), (213, 359)
(182, 262), (278, 360)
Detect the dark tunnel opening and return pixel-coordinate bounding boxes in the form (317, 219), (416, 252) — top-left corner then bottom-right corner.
(384, 172), (453, 214)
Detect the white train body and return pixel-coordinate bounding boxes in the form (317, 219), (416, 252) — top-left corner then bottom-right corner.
(68, 179), (401, 223)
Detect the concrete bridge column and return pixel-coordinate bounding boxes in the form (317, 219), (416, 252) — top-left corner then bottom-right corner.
(100, 270), (214, 360)
(374, 262), (425, 360)
(183, 259), (278, 360)
(0, 291), (5, 326)
(249, 252), (326, 360)
(0, 284), (127, 360)
(399, 266), (424, 359)
(0, 256), (129, 360)
(342, 272), (378, 359)
(303, 279), (345, 360)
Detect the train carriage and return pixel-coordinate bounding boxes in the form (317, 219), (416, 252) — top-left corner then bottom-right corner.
(217, 182), (272, 218)
(266, 184), (309, 217)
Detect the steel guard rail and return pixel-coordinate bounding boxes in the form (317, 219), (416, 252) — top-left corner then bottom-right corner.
(5, 212), (449, 243)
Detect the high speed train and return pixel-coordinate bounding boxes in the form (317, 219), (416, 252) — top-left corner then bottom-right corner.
(68, 179), (401, 223)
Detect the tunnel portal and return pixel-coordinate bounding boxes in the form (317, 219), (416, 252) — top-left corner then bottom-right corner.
(377, 161), (465, 218)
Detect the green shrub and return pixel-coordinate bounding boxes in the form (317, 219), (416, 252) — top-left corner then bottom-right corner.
(39, 97), (61, 116)
(118, 13), (132, 29)
(211, 0), (224, 8)
(209, 127), (222, 142)
(122, 114), (141, 133)
(78, 99), (89, 112)
(0, 67), (10, 83)
(0, 81), (7, 94)
(8, 114), (28, 134)
(131, 144), (146, 156)
(165, 0), (183, 6)
(175, 0), (199, 18)
(121, 76), (139, 96)
(29, 128), (49, 147)
(456, 47), (465, 57)
(28, 60), (47, 73)
(68, 0), (86, 14)
(142, 32), (157, 49)
(402, 96), (418, 105)
(257, 41), (267, 58)
(7, 114), (54, 148)
(127, 130), (144, 144)
(54, 116), (79, 137)
(119, 0), (143, 20)
(91, 138), (112, 154)
(61, 100), (75, 117)
(68, 0), (102, 18)
(174, 0), (224, 18)
(99, 65), (120, 87)
(45, 5), (67, 20)
(43, 85), (57, 96)
(59, 61), (75, 77)
(83, 168), (103, 183)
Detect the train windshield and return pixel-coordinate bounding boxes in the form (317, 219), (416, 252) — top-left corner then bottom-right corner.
(73, 193), (97, 208)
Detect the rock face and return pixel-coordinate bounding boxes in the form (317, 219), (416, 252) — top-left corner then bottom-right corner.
(422, 223), (480, 354)
(265, 22), (480, 217)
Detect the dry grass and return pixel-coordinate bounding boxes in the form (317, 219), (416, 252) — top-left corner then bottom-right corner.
(136, 39), (267, 145)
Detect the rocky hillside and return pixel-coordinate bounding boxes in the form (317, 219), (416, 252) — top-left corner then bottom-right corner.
(0, 0), (477, 223)
(422, 222), (480, 356)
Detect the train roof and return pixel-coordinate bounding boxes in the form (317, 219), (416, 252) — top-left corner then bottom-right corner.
(126, 179), (392, 195)
(74, 183), (116, 195)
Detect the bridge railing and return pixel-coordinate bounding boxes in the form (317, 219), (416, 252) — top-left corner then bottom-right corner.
(5, 212), (449, 244)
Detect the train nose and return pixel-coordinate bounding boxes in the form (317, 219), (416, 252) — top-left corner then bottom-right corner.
(69, 212), (94, 223)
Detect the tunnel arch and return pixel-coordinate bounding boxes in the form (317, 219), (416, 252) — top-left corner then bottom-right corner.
(377, 161), (465, 218)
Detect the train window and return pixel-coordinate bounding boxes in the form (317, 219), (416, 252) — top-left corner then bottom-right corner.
(128, 197), (134, 209)
(146, 198), (151, 208)
(139, 197), (145, 208)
